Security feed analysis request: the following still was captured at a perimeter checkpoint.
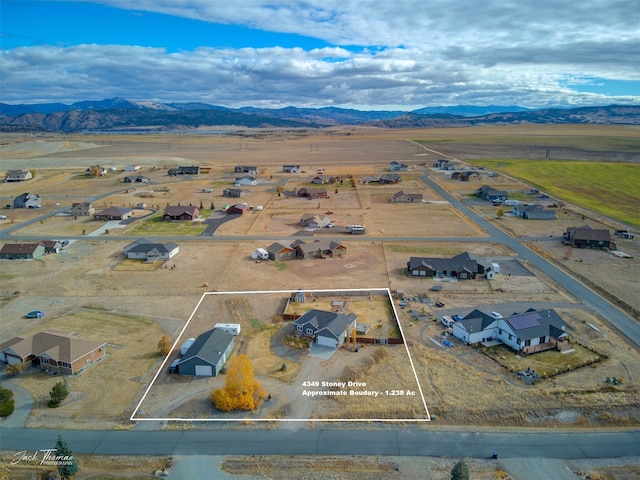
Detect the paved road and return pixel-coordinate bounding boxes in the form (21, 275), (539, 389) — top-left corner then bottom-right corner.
(1, 427), (639, 458)
(419, 172), (640, 349)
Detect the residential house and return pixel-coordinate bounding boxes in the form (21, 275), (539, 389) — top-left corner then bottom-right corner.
(266, 242), (297, 261)
(168, 165), (200, 176)
(94, 207), (132, 221)
(293, 309), (358, 349)
(0, 243), (45, 260)
(299, 214), (332, 228)
(311, 175), (336, 184)
(0, 329), (106, 375)
(176, 328), (235, 376)
(163, 205), (199, 221)
(235, 175), (257, 186)
(223, 188), (250, 198)
(476, 185), (508, 202)
(294, 239), (346, 259)
(379, 173), (402, 184)
(85, 165), (107, 176)
(226, 203), (248, 215)
(391, 191), (423, 203)
(13, 192), (41, 209)
(5, 170), (32, 182)
(71, 202), (95, 217)
(123, 238), (180, 261)
(389, 161), (408, 172)
(282, 165), (301, 173)
(297, 187), (327, 199)
(123, 175), (150, 183)
(452, 171), (481, 181)
(452, 308), (570, 355)
(564, 225), (613, 249)
(41, 240), (63, 254)
(361, 175), (379, 184)
(433, 159), (454, 169)
(514, 205), (557, 220)
(234, 166), (258, 174)
(407, 252), (481, 279)
(124, 164), (141, 172)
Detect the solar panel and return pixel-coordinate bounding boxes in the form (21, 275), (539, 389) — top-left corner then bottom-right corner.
(509, 313), (540, 330)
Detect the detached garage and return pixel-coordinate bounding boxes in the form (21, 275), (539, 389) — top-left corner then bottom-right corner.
(176, 328), (235, 377)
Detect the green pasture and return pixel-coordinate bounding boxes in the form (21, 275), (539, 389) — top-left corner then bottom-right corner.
(467, 160), (640, 229)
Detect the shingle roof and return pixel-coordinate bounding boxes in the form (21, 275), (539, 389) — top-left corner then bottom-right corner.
(293, 309), (357, 340)
(178, 328), (234, 367)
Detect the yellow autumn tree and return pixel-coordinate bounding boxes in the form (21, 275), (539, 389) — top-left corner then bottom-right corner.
(157, 335), (171, 356)
(211, 354), (266, 412)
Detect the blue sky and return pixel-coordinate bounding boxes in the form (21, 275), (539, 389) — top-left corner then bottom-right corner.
(1, 0), (639, 109)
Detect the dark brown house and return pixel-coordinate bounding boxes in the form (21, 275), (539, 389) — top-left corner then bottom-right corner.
(564, 225), (614, 249)
(163, 205), (199, 221)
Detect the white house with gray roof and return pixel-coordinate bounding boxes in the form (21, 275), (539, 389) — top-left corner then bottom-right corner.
(452, 308), (570, 355)
(293, 309), (357, 349)
(123, 238), (179, 261)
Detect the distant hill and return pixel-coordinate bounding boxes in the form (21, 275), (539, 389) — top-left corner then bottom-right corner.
(411, 105), (531, 117)
(365, 105), (640, 128)
(1, 98), (638, 132)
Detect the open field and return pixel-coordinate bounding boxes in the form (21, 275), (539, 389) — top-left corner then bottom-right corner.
(1, 125), (639, 431)
(465, 159), (640, 229)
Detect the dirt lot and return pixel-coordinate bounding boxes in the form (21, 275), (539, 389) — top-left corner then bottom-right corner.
(1, 128), (639, 432)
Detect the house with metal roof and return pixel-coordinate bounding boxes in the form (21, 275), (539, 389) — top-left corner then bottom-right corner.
(293, 309), (358, 349)
(5, 170), (32, 182)
(176, 328), (235, 376)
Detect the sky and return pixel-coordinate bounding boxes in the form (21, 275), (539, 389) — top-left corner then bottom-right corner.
(1, 0), (639, 110)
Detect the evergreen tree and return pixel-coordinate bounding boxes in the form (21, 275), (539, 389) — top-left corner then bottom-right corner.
(55, 435), (78, 478)
(451, 459), (469, 480)
(49, 381), (69, 407)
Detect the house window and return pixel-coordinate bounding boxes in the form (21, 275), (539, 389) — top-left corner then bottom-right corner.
(539, 336), (546, 344)
(508, 334), (512, 340)
(498, 329), (502, 335)
(296, 325), (302, 331)
(91, 351), (95, 356)
(306, 328), (313, 335)
(524, 339), (531, 346)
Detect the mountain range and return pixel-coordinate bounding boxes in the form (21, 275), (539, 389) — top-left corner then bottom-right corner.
(1, 98), (638, 133)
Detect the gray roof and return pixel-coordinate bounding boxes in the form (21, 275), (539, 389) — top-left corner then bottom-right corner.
(294, 309), (357, 340)
(457, 309), (497, 333)
(266, 241), (294, 254)
(408, 252), (478, 273)
(178, 328), (234, 367)
(125, 241), (178, 255)
(503, 309), (567, 341)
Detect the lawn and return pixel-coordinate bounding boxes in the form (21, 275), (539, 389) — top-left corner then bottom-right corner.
(484, 343), (606, 378)
(125, 210), (212, 235)
(466, 160), (640, 229)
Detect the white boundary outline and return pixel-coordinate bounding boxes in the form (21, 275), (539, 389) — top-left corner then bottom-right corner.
(131, 288), (431, 422)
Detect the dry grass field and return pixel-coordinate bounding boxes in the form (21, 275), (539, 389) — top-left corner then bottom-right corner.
(1, 126), (639, 430)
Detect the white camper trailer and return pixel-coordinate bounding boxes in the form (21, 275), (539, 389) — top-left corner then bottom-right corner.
(180, 338), (196, 356)
(255, 248), (269, 259)
(214, 323), (241, 336)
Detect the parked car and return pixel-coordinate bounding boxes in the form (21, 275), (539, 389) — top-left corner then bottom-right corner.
(25, 310), (45, 318)
(0, 215), (7, 219)
(451, 315), (463, 321)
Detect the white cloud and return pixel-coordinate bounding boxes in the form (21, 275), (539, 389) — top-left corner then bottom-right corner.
(2, 0), (638, 107)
